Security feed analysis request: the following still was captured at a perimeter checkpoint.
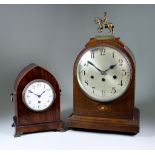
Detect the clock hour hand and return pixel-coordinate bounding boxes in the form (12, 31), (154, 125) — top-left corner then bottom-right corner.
(102, 63), (117, 75)
(87, 61), (104, 74)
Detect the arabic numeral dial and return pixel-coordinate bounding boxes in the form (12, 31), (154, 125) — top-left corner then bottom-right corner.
(23, 80), (55, 111)
(77, 45), (131, 102)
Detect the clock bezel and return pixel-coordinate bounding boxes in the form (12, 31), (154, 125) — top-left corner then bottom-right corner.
(22, 79), (56, 112)
(76, 44), (133, 103)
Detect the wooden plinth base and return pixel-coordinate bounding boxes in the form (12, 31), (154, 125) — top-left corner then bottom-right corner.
(65, 108), (139, 134)
(12, 116), (64, 137)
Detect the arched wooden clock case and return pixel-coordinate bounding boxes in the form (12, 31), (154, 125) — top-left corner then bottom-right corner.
(12, 63), (63, 137)
(66, 36), (140, 134)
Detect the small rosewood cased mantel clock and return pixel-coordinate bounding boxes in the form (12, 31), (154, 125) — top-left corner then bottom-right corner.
(66, 12), (140, 134)
(11, 63), (63, 137)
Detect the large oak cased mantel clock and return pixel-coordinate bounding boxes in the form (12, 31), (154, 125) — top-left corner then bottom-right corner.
(11, 63), (63, 137)
(66, 13), (140, 134)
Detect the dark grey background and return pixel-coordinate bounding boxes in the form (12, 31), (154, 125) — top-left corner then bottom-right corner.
(0, 4), (155, 149)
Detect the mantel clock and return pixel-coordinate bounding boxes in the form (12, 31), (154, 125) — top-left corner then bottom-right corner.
(11, 63), (63, 137)
(66, 12), (140, 134)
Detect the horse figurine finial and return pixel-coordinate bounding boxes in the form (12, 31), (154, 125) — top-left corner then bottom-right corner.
(95, 12), (114, 34)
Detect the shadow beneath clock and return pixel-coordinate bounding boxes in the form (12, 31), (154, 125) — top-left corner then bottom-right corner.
(70, 128), (137, 136)
(136, 100), (155, 137)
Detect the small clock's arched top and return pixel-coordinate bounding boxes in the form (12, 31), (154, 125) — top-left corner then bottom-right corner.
(95, 12), (114, 35)
(15, 63), (60, 91)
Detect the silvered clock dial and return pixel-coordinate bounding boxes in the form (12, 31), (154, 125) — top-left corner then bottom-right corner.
(77, 45), (131, 102)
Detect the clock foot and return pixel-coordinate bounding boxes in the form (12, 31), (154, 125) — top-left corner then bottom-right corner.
(58, 124), (68, 132)
(52, 120), (64, 132)
(62, 127), (70, 132)
(58, 129), (66, 132)
(14, 132), (23, 137)
(66, 108), (140, 134)
(12, 118), (64, 137)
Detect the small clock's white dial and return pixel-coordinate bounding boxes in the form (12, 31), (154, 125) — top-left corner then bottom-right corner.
(22, 79), (55, 111)
(77, 45), (131, 102)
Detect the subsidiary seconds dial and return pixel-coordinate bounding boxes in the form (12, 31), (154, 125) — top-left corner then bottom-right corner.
(77, 45), (131, 102)
(22, 79), (55, 111)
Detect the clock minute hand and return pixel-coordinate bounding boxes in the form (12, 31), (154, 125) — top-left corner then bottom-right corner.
(87, 61), (104, 74)
(28, 90), (39, 97)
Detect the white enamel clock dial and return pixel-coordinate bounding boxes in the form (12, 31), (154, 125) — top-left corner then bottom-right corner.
(22, 79), (55, 111)
(77, 45), (131, 102)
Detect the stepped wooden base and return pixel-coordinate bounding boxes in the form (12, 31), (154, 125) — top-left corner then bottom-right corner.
(13, 116), (64, 137)
(66, 108), (139, 134)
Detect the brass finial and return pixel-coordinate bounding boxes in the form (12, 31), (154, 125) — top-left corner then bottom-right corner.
(95, 12), (114, 34)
